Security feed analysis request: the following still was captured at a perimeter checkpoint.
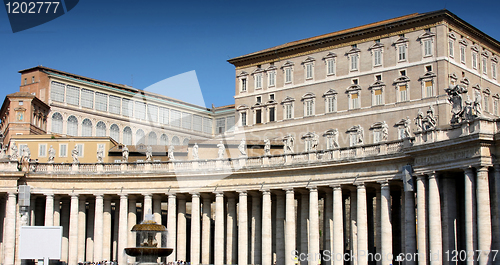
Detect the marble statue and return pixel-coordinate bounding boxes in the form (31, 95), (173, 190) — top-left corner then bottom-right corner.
(146, 146), (153, 161)
(217, 141), (225, 159)
(423, 105), (437, 130)
(48, 145), (55, 163)
(264, 138), (271, 156)
(192, 143), (199, 160)
(97, 145), (104, 163)
(21, 146), (31, 163)
(445, 84), (468, 123)
(238, 138), (247, 156)
(473, 90), (482, 117)
(311, 133), (319, 151)
(381, 121), (389, 141)
(10, 142), (18, 161)
(283, 135), (294, 154)
(168, 145), (175, 160)
(72, 146), (79, 164)
(415, 109), (424, 131)
(122, 145), (129, 162)
(356, 126), (364, 144)
(403, 116), (412, 138)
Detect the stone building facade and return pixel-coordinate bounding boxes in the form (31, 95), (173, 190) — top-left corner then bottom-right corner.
(0, 9), (498, 265)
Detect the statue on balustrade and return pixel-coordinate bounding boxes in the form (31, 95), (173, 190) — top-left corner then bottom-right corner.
(122, 145), (129, 162)
(283, 134), (294, 154)
(48, 145), (55, 163)
(381, 121), (389, 141)
(464, 96), (474, 121)
(217, 141), (225, 159)
(97, 145), (104, 163)
(10, 142), (18, 161)
(21, 146), (31, 163)
(423, 105), (437, 130)
(238, 138), (247, 157)
(168, 145), (175, 160)
(192, 143), (199, 160)
(473, 90), (482, 117)
(403, 117), (412, 138)
(264, 138), (271, 155)
(356, 126), (364, 144)
(0, 144), (7, 159)
(415, 109), (424, 131)
(311, 132), (319, 151)
(146, 145), (153, 161)
(72, 146), (79, 164)
(445, 84), (468, 124)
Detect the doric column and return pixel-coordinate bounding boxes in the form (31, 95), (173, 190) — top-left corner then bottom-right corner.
(428, 172), (442, 265)
(476, 167), (492, 265)
(416, 176), (427, 265)
(375, 187), (381, 265)
(357, 184), (368, 265)
(30, 196), (36, 226)
(252, 193), (262, 265)
(227, 196), (237, 265)
(94, 194), (104, 263)
(167, 193), (177, 263)
(117, 194), (128, 265)
(380, 181), (392, 265)
(215, 193), (224, 265)
(332, 185), (343, 265)
(3, 192), (17, 265)
(127, 196), (136, 263)
(143, 193), (152, 218)
(309, 187), (320, 265)
(54, 196), (61, 226)
(44, 193), (54, 226)
(405, 182), (417, 265)
(86, 200), (95, 262)
(61, 199), (70, 263)
(202, 196), (211, 264)
(238, 191), (249, 265)
(191, 193), (201, 265)
(153, 195), (162, 249)
(350, 188), (358, 265)
(77, 196), (86, 263)
(103, 196), (112, 261)
(323, 190), (333, 265)
(464, 168), (476, 265)
(300, 193), (309, 259)
(177, 198), (187, 262)
(262, 190), (272, 265)
(285, 189), (296, 265)
(68, 194), (79, 265)
(276, 193), (285, 265)
(494, 165), (500, 252)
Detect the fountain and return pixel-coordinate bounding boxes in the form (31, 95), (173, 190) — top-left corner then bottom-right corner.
(124, 212), (173, 264)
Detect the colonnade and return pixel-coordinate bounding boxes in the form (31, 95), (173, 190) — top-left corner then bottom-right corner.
(0, 166), (498, 265)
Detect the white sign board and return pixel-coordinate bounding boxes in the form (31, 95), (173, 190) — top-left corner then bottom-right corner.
(19, 226), (62, 260)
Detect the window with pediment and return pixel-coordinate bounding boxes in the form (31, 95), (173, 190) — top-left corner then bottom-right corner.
(346, 125), (363, 147)
(253, 67), (265, 90)
(448, 32), (456, 58)
(394, 72), (410, 102)
(482, 51), (489, 75)
(419, 68), (436, 98)
(369, 40), (384, 67)
(237, 71), (248, 92)
(281, 61), (294, 84)
(266, 99), (277, 122)
(370, 121), (388, 144)
(493, 94), (499, 116)
(395, 34), (409, 62)
(323, 129), (339, 149)
(419, 29), (435, 58)
(484, 88), (491, 112)
(301, 132), (318, 152)
(252, 101), (265, 125)
(346, 81), (361, 109)
(492, 57), (498, 80)
(369, 75), (385, 106)
(301, 93), (315, 117)
(323, 89), (337, 113)
(267, 64), (277, 88)
(472, 46), (479, 70)
(281, 96), (295, 120)
(237, 105), (249, 126)
(346, 45), (360, 71)
(459, 39), (468, 64)
(302, 56), (315, 80)
(323, 52), (337, 76)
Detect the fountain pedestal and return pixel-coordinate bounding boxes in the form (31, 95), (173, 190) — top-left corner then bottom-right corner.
(124, 219), (172, 264)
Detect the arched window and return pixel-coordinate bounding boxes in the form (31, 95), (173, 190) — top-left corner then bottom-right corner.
(159, 134), (168, 145)
(67, 115), (78, 136)
(171, 136), (180, 145)
(96, 121), (106, 137)
(123, 127), (132, 145)
(82, 119), (92, 137)
(110, 124), (119, 142)
(136, 129), (145, 145)
(148, 132), (157, 145)
(51, 112), (63, 134)
(182, 138), (189, 146)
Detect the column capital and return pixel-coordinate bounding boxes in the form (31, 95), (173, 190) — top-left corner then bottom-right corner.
(261, 189), (271, 195)
(379, 181), (390, 189)
(356, 183), (366, 189)
(463, 166), (474, 174)
(70, 193), (79, 198)
(44, 193), (54, 197)
(307, 186), (318, 191)
(142, 193), (152, 198)
(168, 193), (176, 198)
(237, 190), (247, 195)
(476, 166), (489, 173)
(215, 192), (224, 197)
(119, 193), (128, 199)
(94, 193), (104, 198)
(329, 184), (341, 189)
(427, 171), (437, 179)
(415, 175), (427, 181)
(285, 188), (294, 194)
(190, 192), (200, 197)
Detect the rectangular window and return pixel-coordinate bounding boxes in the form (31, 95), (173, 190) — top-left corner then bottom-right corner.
(59, 144), (67, 157)
(182, 112), (191, 130)
(374, 89), (383, 105)
(268, 71), (275, 87)
(306, 64), (313, 79)
(95, 92), (108, 112)
(449, 40), (454, 57)
(38, 144), (47, 157)
(398, 128), (405, 140)
(171, 110), (181, 127)
(327, 59), (335, 75)
(255, 74), (262, 89)
(256, 96), (261, 103)
(350, 93), (359, 109)
(269, 107), (275, 122)
(193, 115), (202, 132)
(76, 144), (84, 157)
(285, 68), (292, 83)
(255, 109), (262, 124)
(270, 94), (275, 100)
(241, 79), (247, 91)
(493, 63), (497, 79)
(483, 58), (488, 74)
(495, 99), (499, 115)
(305, 101), (313, 116)
(159, 107), (169, 124)
(484, 96), (489, 112)
(147, 104), (158, 122)
(425, 81), (433, 97)
(399, 85), (408, 101)
(203, 117), (212, 133)
(32, 76), (35, 83)
(350, 54), (359, 70)
(81, 89), (94, 109)
(216, 118), (225, 134)
(285, 104), (293, 119)
(473, 52), (478, 69)
(327, 97), (335, 113)
(66, 85), (79, 106)
(109, 95), (121, 114)
(398, 45), (406, 61)
(226, 116), (235, 132)
(424, 40), (432, 56)
(460, 46), (466, 63)
(374, 50), (382, 66)
(241, 112), (247, 126)
(122, 98), (132, 117)
(373, 131), (381, 144)
(50, 81), (65, 103)
(350, 134), (357, 147)
(135, 101), (146, 120)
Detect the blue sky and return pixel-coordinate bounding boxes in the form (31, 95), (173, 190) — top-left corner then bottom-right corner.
(1, 0), (499, 108)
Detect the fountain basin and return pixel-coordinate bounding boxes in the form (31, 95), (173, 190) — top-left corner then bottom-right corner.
(124, 247), (173, 257)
